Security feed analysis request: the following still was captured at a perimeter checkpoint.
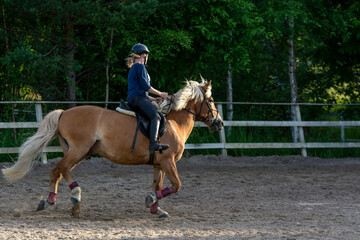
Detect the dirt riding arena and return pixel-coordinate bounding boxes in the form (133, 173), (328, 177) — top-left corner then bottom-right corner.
(1, 155), (360, 239)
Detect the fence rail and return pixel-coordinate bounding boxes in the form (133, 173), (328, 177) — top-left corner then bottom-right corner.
(1, 101), (359, 160)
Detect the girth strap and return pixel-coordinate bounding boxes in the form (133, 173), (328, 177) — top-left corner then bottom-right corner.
(131, 120), (141, 152)
(148, 152), (155, 165)
(131, 122), (156, 165)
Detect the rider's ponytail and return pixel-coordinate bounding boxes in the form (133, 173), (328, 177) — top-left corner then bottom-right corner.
(125, 53), (140, 68)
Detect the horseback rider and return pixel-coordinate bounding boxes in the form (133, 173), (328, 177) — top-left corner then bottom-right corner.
(125, 43), (169, 154)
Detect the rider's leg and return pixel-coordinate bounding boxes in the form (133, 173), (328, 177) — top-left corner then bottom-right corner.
(148, 115), (169, 153)
(128, 95), (169, 153)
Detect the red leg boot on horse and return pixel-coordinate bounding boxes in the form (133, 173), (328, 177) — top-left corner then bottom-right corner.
(146, 159), (182, 218)
(146, 166), (172, 218)
(146, 187), (174, 218)
(69, 181), (82, 217)
(37, 167), (62, 211)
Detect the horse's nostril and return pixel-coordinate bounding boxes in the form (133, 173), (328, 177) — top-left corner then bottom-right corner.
(213, 121), (223, 131)
(210, 120), (224, 131)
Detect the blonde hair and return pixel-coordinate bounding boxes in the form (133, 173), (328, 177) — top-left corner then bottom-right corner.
(125, 53), (140, 68)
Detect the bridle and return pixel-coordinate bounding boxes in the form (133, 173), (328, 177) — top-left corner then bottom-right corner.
(160, 89), (223, 130)
(183, 90), (220, 125)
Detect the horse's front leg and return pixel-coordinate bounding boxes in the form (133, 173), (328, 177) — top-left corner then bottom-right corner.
(146, 159), (181, 218)
(146, 165), (169, 218)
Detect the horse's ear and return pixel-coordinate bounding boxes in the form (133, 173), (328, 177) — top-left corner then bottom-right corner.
(205, 80), (212, 90)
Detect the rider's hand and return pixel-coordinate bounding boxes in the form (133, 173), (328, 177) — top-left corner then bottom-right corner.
(153, 97), (163, 103)
(160, 92), (169, 99)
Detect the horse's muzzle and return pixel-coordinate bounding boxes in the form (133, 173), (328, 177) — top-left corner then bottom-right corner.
(210, 119), (224, 131)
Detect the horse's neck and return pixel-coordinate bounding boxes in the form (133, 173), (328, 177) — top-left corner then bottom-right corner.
(166, 108), (196, 142)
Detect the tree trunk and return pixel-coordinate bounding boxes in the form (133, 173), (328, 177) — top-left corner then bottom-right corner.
(105, 26), (114, 109)
(226, 64), (233, 137)
(11, 88), (17, 144)
(65, 20), (76, 109)
(3, 5), (17, 143)
(289, 18), (307, 156)
(2, 6), (9, 56)
(288, 20), (299, 142)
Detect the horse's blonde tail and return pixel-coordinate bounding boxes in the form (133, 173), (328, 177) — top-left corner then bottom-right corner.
(2, 109), (64, 181)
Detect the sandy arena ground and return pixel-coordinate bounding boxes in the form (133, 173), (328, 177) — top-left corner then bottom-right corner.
(1, 155), (360, 239)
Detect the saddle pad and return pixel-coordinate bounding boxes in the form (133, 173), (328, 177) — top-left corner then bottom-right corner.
(115, 107), (136, 117)
(115, 103), (167, 139)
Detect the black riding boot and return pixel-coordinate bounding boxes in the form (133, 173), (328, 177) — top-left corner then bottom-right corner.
(149, 119), (169, 154)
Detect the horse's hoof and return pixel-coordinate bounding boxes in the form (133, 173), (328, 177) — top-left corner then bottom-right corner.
(71, 197), (79, 205)
(71, 202), (81, 218)
(37, 200), (46, 211)
(157, 207), (169, 218)
(71, 197), (81, 218)
(145, 193), (156, 208)
(159, 212), (169, 218)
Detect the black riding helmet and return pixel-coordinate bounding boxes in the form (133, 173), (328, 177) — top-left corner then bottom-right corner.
(131, 43), (150, 55)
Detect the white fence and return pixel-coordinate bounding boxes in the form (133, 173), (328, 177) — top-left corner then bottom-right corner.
(1, 101), (360, 160)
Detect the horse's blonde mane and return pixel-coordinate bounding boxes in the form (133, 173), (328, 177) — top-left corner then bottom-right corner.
(160, 77), (212, 114)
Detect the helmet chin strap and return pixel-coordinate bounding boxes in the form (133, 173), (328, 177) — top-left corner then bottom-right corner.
(144, 54), (148, 67)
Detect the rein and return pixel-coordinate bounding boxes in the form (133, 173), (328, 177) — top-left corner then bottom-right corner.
(160, 95), (175, 115)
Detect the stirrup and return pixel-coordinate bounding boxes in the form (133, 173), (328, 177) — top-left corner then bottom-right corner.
(150, 144), (169, 154)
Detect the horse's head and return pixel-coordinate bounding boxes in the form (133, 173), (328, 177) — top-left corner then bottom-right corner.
(159, 78), (224, 131)
(193, 81), (224, 132)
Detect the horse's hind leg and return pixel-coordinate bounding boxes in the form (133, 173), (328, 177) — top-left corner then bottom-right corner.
(38, 146), (90, 216)
(55, 150), (90, 217)
(37, 167), (63, 210)
(37, 136), (70, 211)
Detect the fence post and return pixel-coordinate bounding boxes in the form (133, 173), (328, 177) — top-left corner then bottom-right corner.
(340, 116), (345, 142)
(35, 103), (47, 163)
(295, 104), (307, 157)
(217, 104), (227, 156)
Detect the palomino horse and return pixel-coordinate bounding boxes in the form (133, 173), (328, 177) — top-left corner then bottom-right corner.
(2, 79), (223, 218)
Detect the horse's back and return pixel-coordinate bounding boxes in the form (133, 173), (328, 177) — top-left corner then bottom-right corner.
(59, 105), (135, 136)
(58, 105), (148, 164)
(59, 105), (104, 134)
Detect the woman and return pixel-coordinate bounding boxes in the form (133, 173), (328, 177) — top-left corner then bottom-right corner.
(125, 43), (169, 154)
